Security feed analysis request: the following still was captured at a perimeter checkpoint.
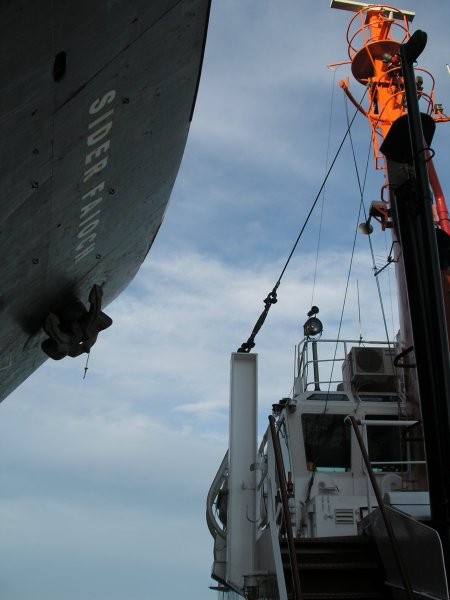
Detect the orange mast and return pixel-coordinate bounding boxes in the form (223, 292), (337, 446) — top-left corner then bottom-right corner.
(333, 3), (450, 566)
(332, 2), (450, 233)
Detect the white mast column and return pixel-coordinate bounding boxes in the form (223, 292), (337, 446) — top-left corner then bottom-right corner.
(227, 352), (257, 591)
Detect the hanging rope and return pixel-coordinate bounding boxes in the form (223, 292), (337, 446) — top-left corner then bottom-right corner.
(237, 88), (368, 353)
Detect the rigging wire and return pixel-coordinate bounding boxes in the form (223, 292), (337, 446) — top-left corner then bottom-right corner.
(325, 188), (365, 396)
(311, 68), (338, 307)
(310, 202), (366, 467)
(322, 91), (392, 399)
(311, 94), (371, 466)
(237, 87), (368, 353)
(364, 201), (395, 347)
(386, 232), (397, 341)
(342, 107), (404, 430)
(337, 91), (394, 351)
(357, 280), (362, 344)
(325, 95), (372, 390)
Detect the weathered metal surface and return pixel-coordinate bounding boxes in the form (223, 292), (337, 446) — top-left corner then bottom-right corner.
(0, 0), (211, 400)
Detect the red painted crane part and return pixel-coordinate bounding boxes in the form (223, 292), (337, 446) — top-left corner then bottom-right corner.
(338, 4), (450, 235)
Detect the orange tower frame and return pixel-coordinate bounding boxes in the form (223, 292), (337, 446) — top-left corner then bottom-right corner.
(332, 2), (450, 568)
(333, 2), (450, 234)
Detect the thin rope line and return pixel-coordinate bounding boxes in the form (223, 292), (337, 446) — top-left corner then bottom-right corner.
(365, 203), (394, 348)
(344, 94), (393, 348)
(276, 87), (368, 287)
(237, 89), (368, 353)
(357, 280), (362, 344)
(313, 94), (369, 461)
(311, 69), (337, 307)
(325, 95), (371, 398)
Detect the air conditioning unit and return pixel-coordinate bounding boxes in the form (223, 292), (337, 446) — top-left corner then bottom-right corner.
(342, 347), (398, 392)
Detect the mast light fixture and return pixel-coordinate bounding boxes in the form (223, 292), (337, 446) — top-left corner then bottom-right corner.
(358, 218), (374, 235)
(304, 306), (323, 338)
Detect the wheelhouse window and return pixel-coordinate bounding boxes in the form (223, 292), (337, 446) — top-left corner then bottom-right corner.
(365, 415), (406, 472)
(306, 393), (349, 402)
(301, 413), (351, 472)
(359, 394), (400, 403)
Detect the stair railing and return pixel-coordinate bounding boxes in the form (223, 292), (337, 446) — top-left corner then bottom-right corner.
(269, 415), (302, 600)
(345, 415), (414, 600)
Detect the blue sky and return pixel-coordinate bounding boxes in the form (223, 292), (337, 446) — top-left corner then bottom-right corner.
(1, 2), (449, 599)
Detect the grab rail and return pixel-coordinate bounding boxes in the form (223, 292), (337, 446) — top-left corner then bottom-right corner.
(357, 418), (424, 512)
(345, 415), (414, 600)
(269, 415), (302, 600)
(296, 338), (397, 393)
(206, 451), (228, 540)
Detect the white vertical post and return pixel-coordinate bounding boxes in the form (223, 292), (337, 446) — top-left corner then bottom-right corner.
(227, 352), (257, 591)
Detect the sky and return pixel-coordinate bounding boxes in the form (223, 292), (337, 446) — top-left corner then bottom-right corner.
(1, 2), (450, 599)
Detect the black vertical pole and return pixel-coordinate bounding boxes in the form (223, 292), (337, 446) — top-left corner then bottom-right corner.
(395, 30), (450, 575)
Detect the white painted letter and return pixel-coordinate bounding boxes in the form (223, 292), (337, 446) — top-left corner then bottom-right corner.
(75, 234), (97, 251)
(89, 90), (116, 115)
(85, 140), (111, 165)
(80, 198), (102, 219)
(87, 122), (112, 146)
(83, 158), (108, 182)
(88, 109), (114, 130)
(82, 181), (105, 200)
(79, 210), (101, 227)
(78, 220), (100, 238)
(75, 244), (95, 263)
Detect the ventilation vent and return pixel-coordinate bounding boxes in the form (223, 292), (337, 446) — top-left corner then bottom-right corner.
(355, 348), (384, 373)
(334, 508), (355, 524)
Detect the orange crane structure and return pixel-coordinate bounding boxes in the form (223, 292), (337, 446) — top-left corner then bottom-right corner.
(332, 0), (450, 575)
(334, 2), (450, 233)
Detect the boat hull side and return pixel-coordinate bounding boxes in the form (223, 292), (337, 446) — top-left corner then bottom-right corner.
(0, 0), (211, 401)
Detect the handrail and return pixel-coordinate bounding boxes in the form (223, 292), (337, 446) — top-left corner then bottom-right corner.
(206, 451), (228, 540)
(269, 415), (302, 600)
(296, 338), (397, 392)
(345, 415), (414, 600)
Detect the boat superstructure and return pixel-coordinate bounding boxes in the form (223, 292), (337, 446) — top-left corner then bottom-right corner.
(208, 337), (447, 599)
(0, 0), (211, 402)
(207, 3), (450, 599)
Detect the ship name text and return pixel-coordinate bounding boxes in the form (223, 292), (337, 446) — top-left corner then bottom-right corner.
(75, 90), (116, 263)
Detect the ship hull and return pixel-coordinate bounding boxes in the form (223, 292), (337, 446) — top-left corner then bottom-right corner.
(0, 0), (211, 401)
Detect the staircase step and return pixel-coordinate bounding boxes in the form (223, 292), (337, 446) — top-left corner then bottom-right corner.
(298, 562), (379, 571)
(298, 592), (387, 600)
(281, 537), (381, 567)
(285, 571), (386, 594)
(282, 535), (390, 599)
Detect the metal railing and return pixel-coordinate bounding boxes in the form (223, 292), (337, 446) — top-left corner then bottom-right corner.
(269, 415), (302, 600)
(345, 415), (414, 600)
(296, 338), (397, 393)
(357, 418), (426, 512)
(206, 451), (228, 540)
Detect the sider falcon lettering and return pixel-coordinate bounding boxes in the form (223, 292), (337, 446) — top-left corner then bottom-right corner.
(74, 90), (116, 263)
